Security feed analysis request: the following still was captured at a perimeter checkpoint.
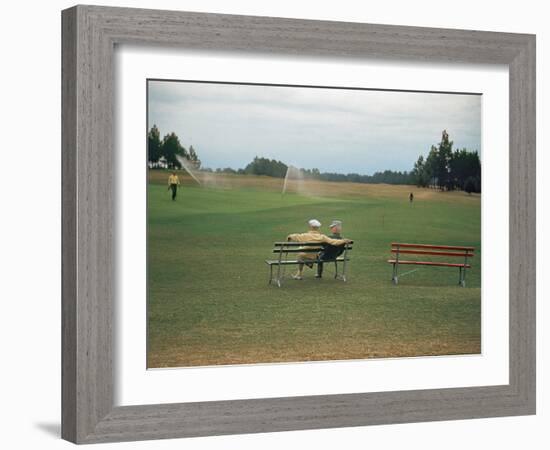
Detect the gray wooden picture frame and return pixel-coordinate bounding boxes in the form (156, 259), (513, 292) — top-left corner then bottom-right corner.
(61, 5), (536, 444)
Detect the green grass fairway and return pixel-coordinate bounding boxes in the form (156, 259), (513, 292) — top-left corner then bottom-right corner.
(147, 171), (481, 368)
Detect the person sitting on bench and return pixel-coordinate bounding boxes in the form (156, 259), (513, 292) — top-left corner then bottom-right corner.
(316, 220), (345, 279)
(287, 219), (350, 280)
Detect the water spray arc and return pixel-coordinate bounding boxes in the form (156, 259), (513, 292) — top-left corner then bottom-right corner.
(282, 165), (305, 195)
(176, 155), (202, 185)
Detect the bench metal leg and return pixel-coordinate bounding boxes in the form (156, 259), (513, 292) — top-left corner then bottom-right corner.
(341, 267), (347, 283)
(269, 259), (350, 287)
(458, 267), (466, 287)
(392, 263), (399, 285)
(275, 249), (285, 288)
(268, 263), (283, 288)
(333, 261), (347, 282)
(341, 246), (348, 282)
(274, 264), (284, 287)
(276, 264), (282, 287)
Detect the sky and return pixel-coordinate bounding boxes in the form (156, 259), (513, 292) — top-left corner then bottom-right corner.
(148, 80), (481, 175)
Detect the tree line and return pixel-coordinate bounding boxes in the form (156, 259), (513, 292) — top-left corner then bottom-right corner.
(318, 170), (414, 185)
(148, 125), (201, 169)
(198, 157), (288, 177)
(148, 126), (481, 192)
(412, 130), (481, 193)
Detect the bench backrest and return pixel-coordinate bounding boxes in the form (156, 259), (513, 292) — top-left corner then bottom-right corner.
(391, 242), (474, 260)
(273, 241), (354, 257)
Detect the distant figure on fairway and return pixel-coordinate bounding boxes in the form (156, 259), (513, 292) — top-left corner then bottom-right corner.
(287, 219), (350, 280)
(409, 192), (414, 204)
(168, 171), (180, 201)
(316, 220), (346, 279)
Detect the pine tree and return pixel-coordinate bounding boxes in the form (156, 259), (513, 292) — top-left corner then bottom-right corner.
(147, 125), (162, 163)
(161, 132), (187, 168)
(464, 176), (477, 194)
(437, 130), (454, 190)
(188, 145), (201, 169)
(412, 155), (431, 187)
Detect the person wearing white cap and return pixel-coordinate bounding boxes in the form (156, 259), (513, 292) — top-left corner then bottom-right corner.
(308, 219), (321, 228)
(287, 219), (351, 280)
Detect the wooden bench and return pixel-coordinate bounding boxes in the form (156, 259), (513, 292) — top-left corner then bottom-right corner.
(266, 241), (353, 287)
(388, 242), (475, 287)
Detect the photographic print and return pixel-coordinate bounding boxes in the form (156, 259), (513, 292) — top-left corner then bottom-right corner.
(146, 80), (482, 368)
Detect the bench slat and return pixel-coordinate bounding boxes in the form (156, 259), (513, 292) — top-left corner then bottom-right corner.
(273, 247), (352, 253)
(274, 242), (325, 247)
(391, 242), (474, 252)
(274, 240), (354, 246)
(387, 259), (471, 268)
(266, 257), (349, 265)
(391, 249), (473, 258)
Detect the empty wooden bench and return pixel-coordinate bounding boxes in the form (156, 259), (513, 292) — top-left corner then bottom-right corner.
(388, 243), (475, 287)
(266, 241), (353, 287)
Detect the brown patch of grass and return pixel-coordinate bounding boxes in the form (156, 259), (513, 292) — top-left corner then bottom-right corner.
(148, 170), (480, 204)
(148, 338), (481, 368)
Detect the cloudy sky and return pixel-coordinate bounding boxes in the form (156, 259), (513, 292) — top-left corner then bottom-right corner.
(148, 80), (481, 174)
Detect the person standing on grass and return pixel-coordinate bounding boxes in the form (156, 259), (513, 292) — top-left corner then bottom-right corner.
(409, 192), (414, 204)
(316, 220), (346, 279)
(168, 171), (180, 201)
(287, 219), (350, 280)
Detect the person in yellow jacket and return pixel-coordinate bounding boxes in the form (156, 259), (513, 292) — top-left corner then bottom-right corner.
(287, 219), (351, 280)
(167, 171), (180, 201)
